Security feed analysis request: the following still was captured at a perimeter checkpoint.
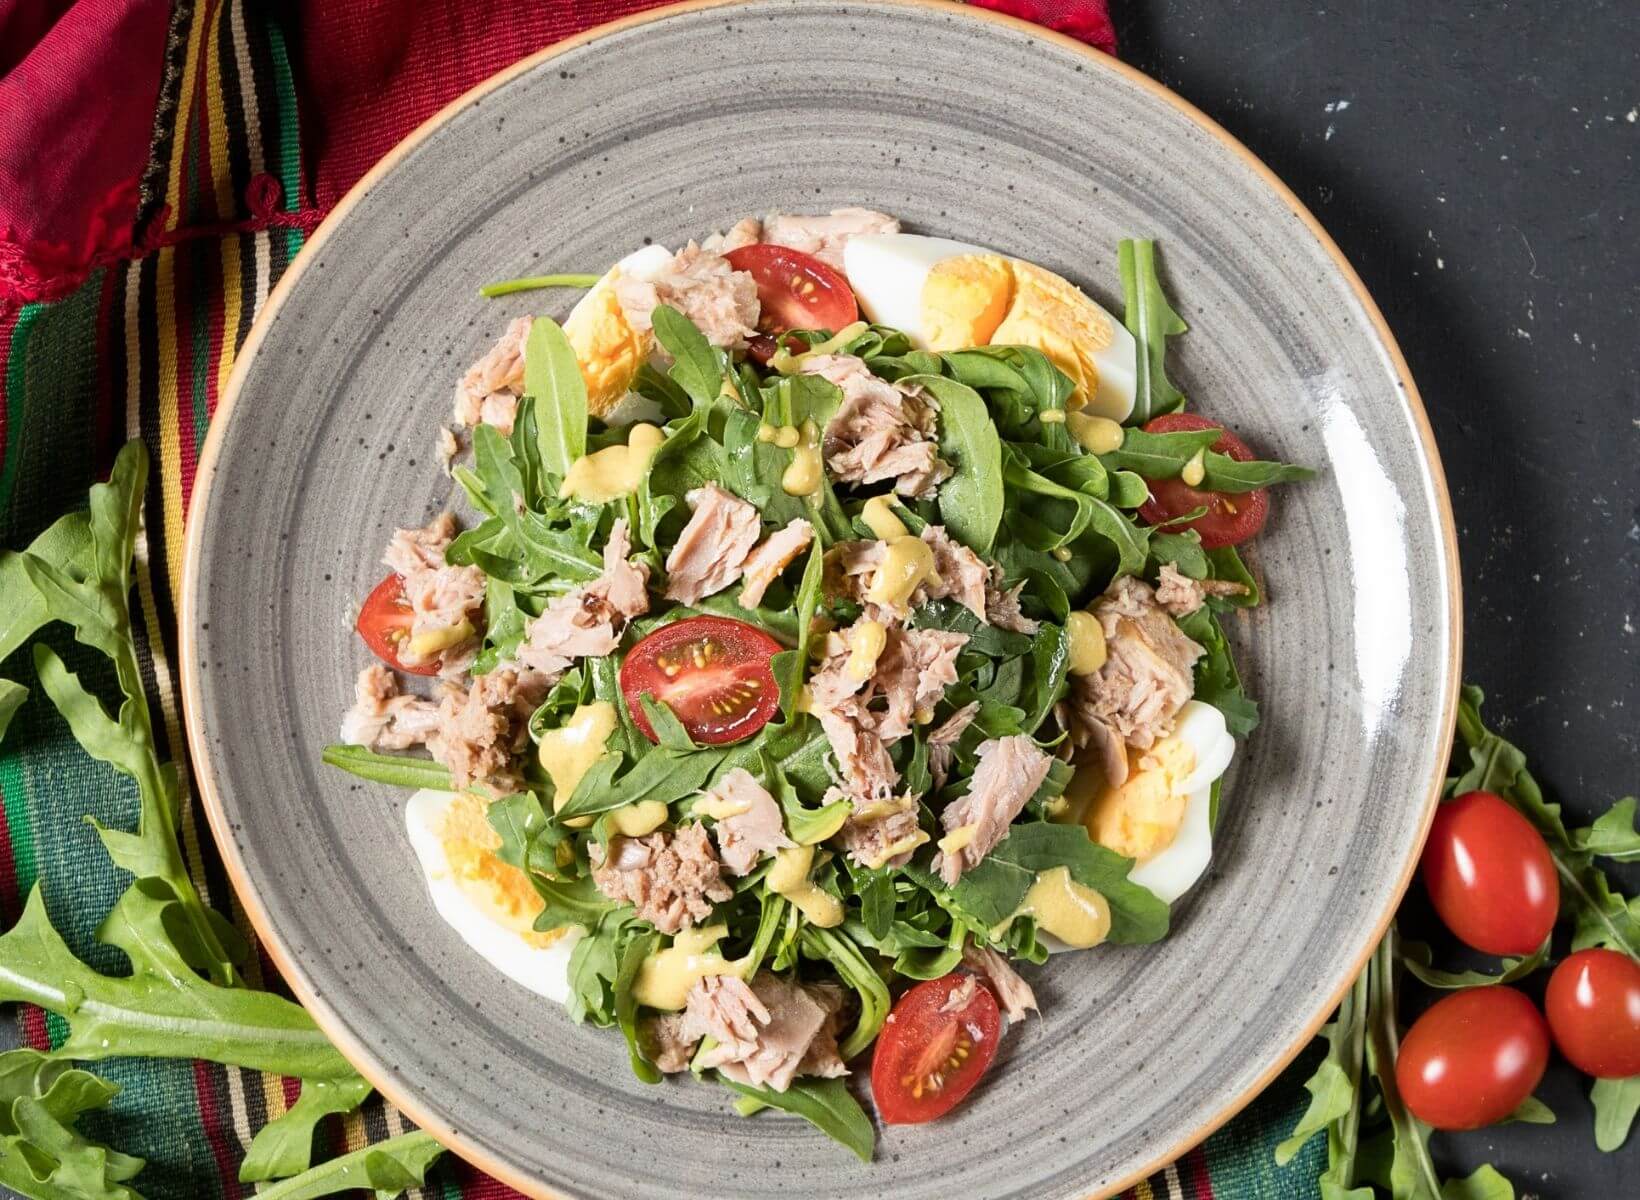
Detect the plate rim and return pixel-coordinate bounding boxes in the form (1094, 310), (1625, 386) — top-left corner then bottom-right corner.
(178, 1), (1463, 1195)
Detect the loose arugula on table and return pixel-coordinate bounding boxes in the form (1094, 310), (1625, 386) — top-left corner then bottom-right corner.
(1277, 688), (1640, 1196)
(0, 443), (444, 1196)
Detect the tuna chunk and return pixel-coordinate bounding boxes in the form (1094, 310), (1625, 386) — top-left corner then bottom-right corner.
(872, 626), (968, 741)
(704, 973), (849, 1092)
(963, 942), (1039, 1025)
(701, 216), (762, 255)
(613, 243), (759, 348)
(927, 701), (980, 790)
(590, 823), (732, 934)
(704, 769), (794, 876)
(985, 568), (1040, 634)
(830, 788), (924, 871)
(932, 735), (1054, 886)
(642, 1011), (698, 1074)
(436, 426), (461, 476)
(381, 514), (486, 675)
(664, 484), (762, 605)
(737, 518), (814, 609)
(762, 207), (901, 270)
(338, 664), (441, 749)
(917, 526), (989, 621)
(1061, 575), (1203, 787)
(452, 315), (530, 434)
(517, 518), (650, 675)
(1153, 562), (1249, 617)
(428, 664), (553, 791)
(802, 354), (950, 498)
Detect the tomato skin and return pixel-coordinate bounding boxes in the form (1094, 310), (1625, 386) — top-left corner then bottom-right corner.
(1136, 413), (1270, 549)
(1420, 791), (1559, 956)
(356, 573), (440, 676)
(1395, 986), (1550, 1130)
(620, 615), (783, 746)
(871, 974), (1002, 1125)
(724, 243), (858, 336)
(1545, 949), (1640, 1078)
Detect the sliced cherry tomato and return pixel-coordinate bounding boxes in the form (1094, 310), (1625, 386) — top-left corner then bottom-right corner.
(1420, 790), (1558, 956)
(724, 243), (858, 336)
(356, 573), (439, 676)
(1395, 986), (1550, 1130)
(1136, 412), (1270, 549)
(620, 615), (783, 745)
(1545, 948), (1640, 1078)
(871, 974), (1002, 1125)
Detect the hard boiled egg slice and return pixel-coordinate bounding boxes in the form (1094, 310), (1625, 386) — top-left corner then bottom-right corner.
(561, 244), (674, 419)
(1084, 701), (1235, 904)
(404, 789), (582, 1004)
(842, 233), (1137, 420)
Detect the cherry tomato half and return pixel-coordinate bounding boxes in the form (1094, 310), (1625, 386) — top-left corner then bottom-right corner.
(1420, 791), (1559, 957)
(1395, 986), (1550, 1130)
(871, 974), (1002, 1125)
(724, 243), (859, 336)
(356, 573), (440, 676)
(1544, 948), (1640, 1078)
(620, 615), (783, 745)
(1136, 413), (1270, 548)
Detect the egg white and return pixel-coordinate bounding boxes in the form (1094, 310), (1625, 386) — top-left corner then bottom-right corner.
(565, 243), (675, 326)
(404, 789), (582, 1004)
(841, 232), (1138, 419)
(1125, 702), (1235, 905)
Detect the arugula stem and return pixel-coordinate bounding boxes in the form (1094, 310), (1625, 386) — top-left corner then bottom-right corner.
(478, 272), (601, 298)
(1554, 857), (1640, 960)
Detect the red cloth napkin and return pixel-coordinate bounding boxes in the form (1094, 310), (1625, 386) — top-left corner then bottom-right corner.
(0, 1), (1113, 306)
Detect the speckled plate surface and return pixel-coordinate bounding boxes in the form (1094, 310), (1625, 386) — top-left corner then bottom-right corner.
(181, 2), (1460, 1196)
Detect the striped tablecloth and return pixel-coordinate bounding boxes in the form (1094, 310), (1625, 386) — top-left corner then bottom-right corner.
(0, 1), (1321, 1195)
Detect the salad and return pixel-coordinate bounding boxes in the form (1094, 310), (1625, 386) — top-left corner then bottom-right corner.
(323, 208), (1313, 1156)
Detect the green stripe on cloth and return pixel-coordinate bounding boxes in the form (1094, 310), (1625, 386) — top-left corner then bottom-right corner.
(0, 304), (42, 516)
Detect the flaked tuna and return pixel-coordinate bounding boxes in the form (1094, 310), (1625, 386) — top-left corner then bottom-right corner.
(963, 942), (1039, 1025)
(1060, 575), (1203, 787)
(801, 354), (950, 498)
(338, 664), (441, 749)
(703, 973), (849, 1091)
(664, 484), (761, 605)
(381, 514), (485, 675)
(518, 518), (650, 675)
(918, 526), (989, 621)
(737, 518), (814, 609)
(590, 823), (732, 934)
(762, 207), (900, 269)
(985, 567), (1040, 634)
(1153, 561), (1249, 617)
(430, 664), (552, 791)
(452, 315), (529, 434)
(932, 735), (1054, 886)
(704, 769), (794, 876)
(613, 243), (759, 348)
(700, 216), (762, 255)
(927, 701), (980, 790)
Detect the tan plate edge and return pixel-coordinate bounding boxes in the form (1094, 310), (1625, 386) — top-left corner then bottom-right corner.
(178, 2), (1463, 1197)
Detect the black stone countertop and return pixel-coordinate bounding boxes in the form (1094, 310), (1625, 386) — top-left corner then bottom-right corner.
(1113, 1), (1638, 1194)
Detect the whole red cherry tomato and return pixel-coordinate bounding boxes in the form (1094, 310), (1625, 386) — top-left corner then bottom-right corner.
(1544, 948), (1640, 1078)
(1420, 791), (1559, 956)
(1395, 986), (1550, 1130)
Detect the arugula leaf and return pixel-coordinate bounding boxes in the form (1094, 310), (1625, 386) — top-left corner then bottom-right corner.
(1276, 969), (1367, 1175)
(1398, 938), (1549, 990)
(1176, 607), (1260, 737)
(778, 542), (825, 720)
(800, 927), (890, 1058)
(523, 315), (587, 478)
(1099, 426), (1220, 477)
(534, 875), (619, 935)
(615, 931), (663, 1083)
(239, 1075), (374, 1182)
(1592, 1075), (1639, 1152)
(1572, 796), (1640, 862)
(909, 598), (1031, 659)
(986, 823), (1170, 944)
(915, 374), (1003, 555)
(762, 749), (849, 845)
(1205, 544), (1261, 608)
(718, 1076), (874, 1162)
(0, 1050), (145, 1200)
(1117, 239), (1188, 424)
(652, 305), (727, 408)
(1501, 1096), (1555, 1126)
(0, 884), (352, 1079)
(638, 694), (699, 752)
(556, 746), (726, 822)
(0, 511), (95, 664)
(1201, 452), (1316, 493)
(0, 679), (25, 745)
(248, 1130), (444, 1200)
(1437, 1166), (1516, 1200)
(322, 744), (455, 792)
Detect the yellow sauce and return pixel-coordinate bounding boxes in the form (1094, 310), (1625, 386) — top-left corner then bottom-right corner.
(1040, 409), (1067, 424)
(540, 702), (617, 828)
(407, 618), (474, 659)
(767, 845), (844, 927)
(695, 792), (753, 821)
(756, 423), (777, 444)
(937, 823), (978, 855)
(607, 798), (669, 837)
(1065, 611), (1108, 675)
(844, 619), (888, 682)
(769, 320), (870, 373)
(866, 535), (940, 610)
(860, 829), (930, 870)
(632, 924), (739, 1011)
(780, 420), (823, 496)
(1018, 866), (1112, 948)
(860, 495), (908, 540)
(852, 793), (913, 822)
(913, 706), (934, 725)
(1051, 546), (1073, 562)
(559, 422), (664, 503)
(1067, 412), (1125, 455)
(1180, 447), (1207, 487)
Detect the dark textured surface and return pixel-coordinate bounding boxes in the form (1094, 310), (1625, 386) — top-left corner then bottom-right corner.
(1113, 0), (1639, 1193)
(186, 2), (1460, 1196)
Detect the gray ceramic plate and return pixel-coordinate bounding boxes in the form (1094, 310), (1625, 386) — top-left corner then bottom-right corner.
(181, 2), (1461, 1196)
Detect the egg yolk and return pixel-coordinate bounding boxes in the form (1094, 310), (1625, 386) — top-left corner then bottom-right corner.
(1084, 735), (1197, 863)
(563, 278), (650, 415)
(920, 254), (1014, 350)
(437, 793), (565, 947)
(990, 260), (1115, 407)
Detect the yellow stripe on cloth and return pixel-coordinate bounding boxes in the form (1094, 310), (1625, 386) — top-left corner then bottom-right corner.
(204, 2), (235, 220)
(163, 1), (212, 228)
